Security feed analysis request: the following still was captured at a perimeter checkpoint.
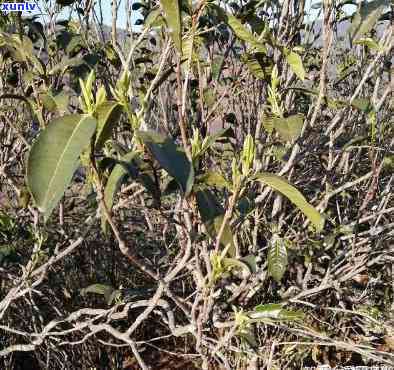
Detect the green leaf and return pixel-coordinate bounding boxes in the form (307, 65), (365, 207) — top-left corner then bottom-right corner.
(238, 327), (258, 348)
(211, 5), (266, 53)
(196, 190), (235, 256)
(80, 283), (113, 297)
(261, 113), (274, 134)
(237, 196), (255, 216)
(202, 128), (234, 151)
(0, 245), (19, 265)
(27, 114), (97, 222)
(285, 51), (306, 81)
(203, 88), (215, 109)
(66, 34), (83, 55)
(241, 53), (271, 79)
(197, 171), (230, 189)
(350, 98), (374, 114)
(227, 15), (267, 53)
(160, 0), (182, 52)
(274, 114), (304, 142)
(102, 151), (139, 233)
(80, 283), (117, 305)
(0, 34), (44, 74)
(350, 0), (389, 42)
(255, 173), (324, 231)
(289, 88), (374, 115)
(368, 110), (377, 144)
(107, 290), (122, 305)
(182, 31), (193, 65)
(279, 309), (305, 321)
(382, 155), (394, 171)
(214, 6), (267, 54)
(145, 7), (164, 28)
(325, 97), (373, 113)
(48, 56), (85, 75)
(182, 32), (201, 73)
(251, 303), (283, 318)
(211, 56), (224, 81)
(240, 255), (258, 273)
(241, 134), (255, 174)
(249, 303), (304, 321)
(137, 130), (194, 196)
(41, 90), (70, 114)
(95, 102), (123, 150)
(354, 37), (380, 50)
(267, 235), (288, 282)
(271, 144), (287, 162)
(222, 257), (252, 275)
(243, 55), (264, 79)
(262, 114), (304, 142)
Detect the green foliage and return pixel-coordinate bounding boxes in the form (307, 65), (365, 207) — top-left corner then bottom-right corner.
(144, 7), (164, 28)
(241, 52), (271, 80)
(138, 130), (194, 196)
(196, 190), (235, 256)
(222, 257), (253, 275)
(211, 3), (268, 52)
(267, 65), (283, 117)
(267, 234), (288, 282)
(263, 114), (304, 142)
(250, 303), (304, 321)
(0, 244), (19, 265)
(1, 1), (392, 366)
(102, 151), (139, 233)
(225, 13), (267, 53)
(27, 115), (97, 221)
(79, 70), (96, 114)
(254, 173), (325, 231)
(241, 134), (256, 175)
(350, 0), (389, 42)
(0, 213), (16, 238)
(191, 127), (232, 164)
(285, 50), (306, 81)
(210, 250), (251, 283)
(95, 102), (123, 150)
(197, 171), (230, 189)
(80, 284), (120, 305)
(48, 56), (85, 75)
(160, 0), (182, 52)
(0, 32), (44, 75)
(354, 37), (381, 51)
(351, 98), (374, 114)
(40, 90), (70, 115)
(211, 55), (224, 81)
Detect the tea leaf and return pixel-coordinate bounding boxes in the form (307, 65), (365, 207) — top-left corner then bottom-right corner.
(255, 173), (324, 231)
(285, 51), (305, 81)
(274, 114), (304, 142)
(250, 303), (304, 321)
(196, 190), (235, 256)
(138, 130), (194, 196)
(160, 0), (182, 52)
(80, 284), (118, 305)
(227, 15), (267, 53)
(95, 102), (123, 150)
(27, 114), (97, 222)
(198, 171), (230, 189)
(267, 235), (288, 282)
(350, 0), (388, 42)
(102, 151), (139, 233)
